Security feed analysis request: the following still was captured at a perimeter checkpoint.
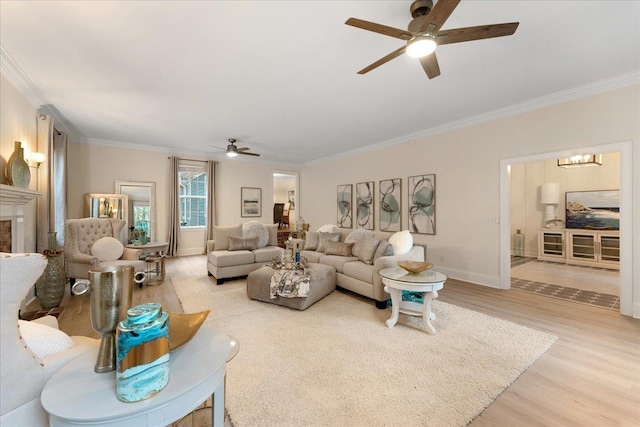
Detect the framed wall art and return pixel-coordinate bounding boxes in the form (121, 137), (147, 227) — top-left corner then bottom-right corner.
(379, 178), (401, 232)
(408, 174), (436, 235)
(355, 181), (375, 230)
(337, 184), (353, 228)
(566, 190), (619, 230)
(241, 187), (262, 217)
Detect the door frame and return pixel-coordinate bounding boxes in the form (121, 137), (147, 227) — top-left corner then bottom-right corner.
(499, 140), (632, 316)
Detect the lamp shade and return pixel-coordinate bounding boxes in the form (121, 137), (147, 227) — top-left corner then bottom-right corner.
(541, 183), (560, 205)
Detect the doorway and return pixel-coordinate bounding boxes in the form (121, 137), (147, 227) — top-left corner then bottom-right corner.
(272, 171), (299, 229)
(499, 141), (633, 316)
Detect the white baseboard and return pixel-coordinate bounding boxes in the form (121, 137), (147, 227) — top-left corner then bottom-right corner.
(633, 302), (640, 319)
(435, 266), (501, 289)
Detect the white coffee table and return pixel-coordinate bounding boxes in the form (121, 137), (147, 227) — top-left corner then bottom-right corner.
(41, 327), (233, 427)
(378, 267), (447, 334)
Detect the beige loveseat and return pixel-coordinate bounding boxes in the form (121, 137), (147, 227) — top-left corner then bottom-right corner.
(206, 222), (283, 285)
(300, 228), (425, 309)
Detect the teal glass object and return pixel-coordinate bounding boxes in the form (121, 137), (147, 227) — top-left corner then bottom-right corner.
(116, 303), (169, 402)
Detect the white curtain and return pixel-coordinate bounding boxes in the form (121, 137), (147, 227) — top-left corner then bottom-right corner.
(36, 114), (52, 253)
(205, 160), (217, 245)
(52, 130), (68, 247)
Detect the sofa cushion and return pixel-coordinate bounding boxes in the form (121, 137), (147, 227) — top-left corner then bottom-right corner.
(319, 255), (358, 273)
(266, 224), (278, 246)
(91, 237), (123, 262)
(342, 261), (374, 284)
(300, 250), (322, 263)
(317, 232), (341, 253)
(356, 237), (381, 265)
(389, 230), (413, 255)
(242, 221), (269, 248)
(208, 250), (254, 267)
(317, 224), (340, 233)
(344, 229), (374, 244)
(303, 231), (319, 250)
(254, 246), (283, 263)
(214, 224), (243, 251)
(324, 241), (354, 257)
(373, 240), (394, 262)
(18, 319), (74, 359)
(228, 235), (259, 251)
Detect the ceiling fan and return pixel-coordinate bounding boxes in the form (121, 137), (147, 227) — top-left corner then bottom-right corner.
(345, 0), (519, 79)
(212, 139), (260, 158)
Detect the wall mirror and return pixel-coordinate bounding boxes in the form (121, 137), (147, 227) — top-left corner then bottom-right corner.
(115, 180), (156, 243)
(85, 193), (128, 222)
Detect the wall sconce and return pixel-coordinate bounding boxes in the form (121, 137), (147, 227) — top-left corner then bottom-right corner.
(541, 182), (560, 226)
(29, 152), (47, 168)
(557, 154), (602, 168)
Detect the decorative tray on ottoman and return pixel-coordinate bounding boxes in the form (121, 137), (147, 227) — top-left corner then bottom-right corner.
(397, 261), (433, 274)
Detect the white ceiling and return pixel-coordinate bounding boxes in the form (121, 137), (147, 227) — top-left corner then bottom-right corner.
(1, 1), (639, 166)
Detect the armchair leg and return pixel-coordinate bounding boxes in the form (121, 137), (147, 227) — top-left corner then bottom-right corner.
(69, 278), (76, 296)
(375, 300), (388, 310)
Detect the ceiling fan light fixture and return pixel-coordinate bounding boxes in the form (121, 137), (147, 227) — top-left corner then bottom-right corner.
(226, 150), (238, 158)
(406, 34), (436, 58)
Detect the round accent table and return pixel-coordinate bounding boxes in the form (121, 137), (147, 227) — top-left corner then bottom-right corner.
(378, 267), (447, 334)
(41, 327), (233, 427)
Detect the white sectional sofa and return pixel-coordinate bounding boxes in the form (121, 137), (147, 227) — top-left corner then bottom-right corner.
(300, 228), (425, 308)
(206, 222), (282, 284)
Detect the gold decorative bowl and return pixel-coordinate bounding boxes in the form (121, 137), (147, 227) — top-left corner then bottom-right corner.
(397, 261), (433, 274)
(168, 310), (210, 351)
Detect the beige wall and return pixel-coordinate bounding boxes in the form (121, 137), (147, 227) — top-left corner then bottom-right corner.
(510, 152), (621, 257)
(0, 75), (38, 252)
(301, 84), (639, 313)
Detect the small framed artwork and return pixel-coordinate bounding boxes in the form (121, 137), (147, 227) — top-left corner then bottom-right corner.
(356, 181), (374, 230)
(337, 184), (353, 228)
(379, 178), (401, 232)
(288, 190), (295, 209)
(241, 187), (262, 217)
(408, 174), (436, 234)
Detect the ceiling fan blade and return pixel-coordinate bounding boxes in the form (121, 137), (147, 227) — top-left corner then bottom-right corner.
(345, 18), (413, 40)
(437, 22), (519, 45)
(238, 151), (260, 157)
(358, 46), (406, 74)
(419, 0), (460, 33)
(419, 53), (441, 79)
(237, 147), (251, 152)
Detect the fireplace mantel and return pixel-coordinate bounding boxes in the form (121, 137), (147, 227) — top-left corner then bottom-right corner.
(0, 183), (40, 253)
(0, 183), (40, 205)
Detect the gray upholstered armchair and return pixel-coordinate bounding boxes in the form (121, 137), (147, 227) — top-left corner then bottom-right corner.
(64, 218), (145, 288)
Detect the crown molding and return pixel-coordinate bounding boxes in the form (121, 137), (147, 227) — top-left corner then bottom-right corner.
(303, 70), (640, 167)
(1, 44), (75, 137)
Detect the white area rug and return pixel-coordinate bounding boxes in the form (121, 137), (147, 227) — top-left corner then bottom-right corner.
(173, 276), (557, 427)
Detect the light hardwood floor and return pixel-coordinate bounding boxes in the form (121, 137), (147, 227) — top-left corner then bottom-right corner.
(33, 256), (640, 426)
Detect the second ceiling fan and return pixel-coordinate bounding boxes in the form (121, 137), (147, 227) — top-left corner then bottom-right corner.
(214, 139), (260, 158)
(345, 0), (519, 79)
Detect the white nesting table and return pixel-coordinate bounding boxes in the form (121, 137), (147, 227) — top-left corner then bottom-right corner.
(378, 267), (447, 334)
(41, 327), (232, 427)
(126, 242), (169, 257)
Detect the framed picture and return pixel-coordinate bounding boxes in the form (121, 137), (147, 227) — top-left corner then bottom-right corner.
(337, 184), (353, 228)
(566, 190), (619, 229)
(355, 181), (374, 230)
(408, 174), (436, 235)
(379, 178), (401, 232)
(241, 187), (262, 217)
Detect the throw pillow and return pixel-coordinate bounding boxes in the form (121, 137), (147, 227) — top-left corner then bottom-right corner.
(91, 237), (124, 262)
(228, 235), (259, 251)
(317, 232), (341, 253)
(344, 228), (374, 244)
(373, 240), (394, 263)
(213, 224), (243, 251)
(18, 319), (74, 359)
(356, 237), (381, 265)
(324, 241), (354, 257)
(266, 224), (278, 246)
(317, 224), (339, 233)
(303, 231), (319, 251)
(242, 221), (269, 248)
(389, 230), (413, 255)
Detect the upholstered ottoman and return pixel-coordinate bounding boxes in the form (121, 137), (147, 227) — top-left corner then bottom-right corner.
(247, 264), (336, 310)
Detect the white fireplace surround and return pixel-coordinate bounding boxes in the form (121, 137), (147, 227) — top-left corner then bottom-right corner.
(0, 184), (40, 253)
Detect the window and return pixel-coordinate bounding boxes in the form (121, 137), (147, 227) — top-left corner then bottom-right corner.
(179, 164), (207, 228)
